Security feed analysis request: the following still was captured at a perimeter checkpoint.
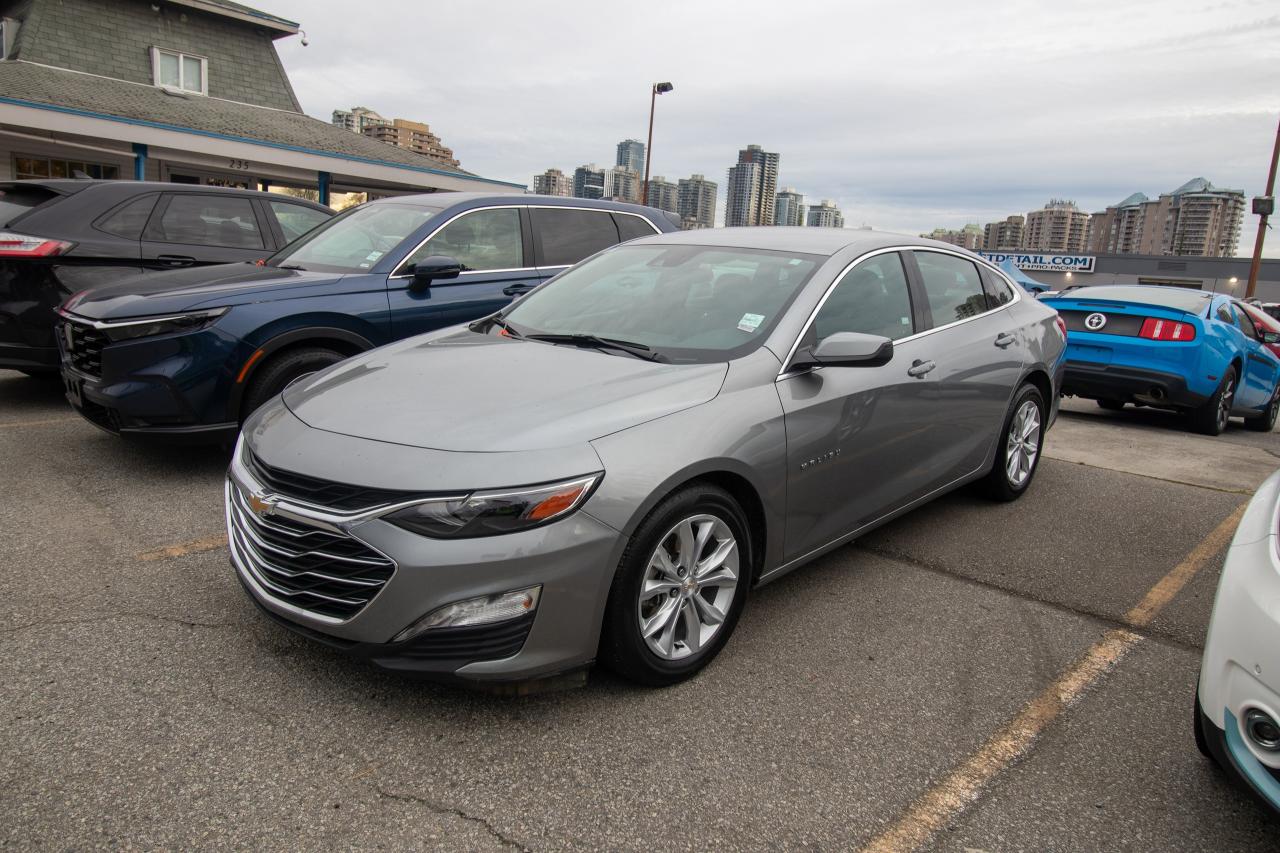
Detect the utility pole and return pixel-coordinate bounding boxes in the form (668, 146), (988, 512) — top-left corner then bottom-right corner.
(1245, 113), (1280, 299)
(640, 82), (673, 207)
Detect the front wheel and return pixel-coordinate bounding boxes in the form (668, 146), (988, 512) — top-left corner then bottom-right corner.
(979, 383), (1046, 502)
(240, 346), (345, 422)
(1244, 387), (1280, 433)
(1188, 367), (1236, 436)
(599, 484), (751, 686)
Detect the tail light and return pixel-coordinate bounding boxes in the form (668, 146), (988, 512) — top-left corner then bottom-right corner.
(1054, 315), (1067, 339)
(0, 231), (74, 258)
(1139, 317), (1196, 341)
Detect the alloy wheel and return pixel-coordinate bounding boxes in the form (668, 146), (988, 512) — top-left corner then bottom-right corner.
(1217, 376), (1235, 432)
(637, 514), (739, 661)
(1005, 399), (1041, 487)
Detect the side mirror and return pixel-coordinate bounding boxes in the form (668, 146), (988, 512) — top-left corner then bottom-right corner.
(793, 332), (894, 369)
(409, 255), (463, 288)
(1264, 331), (1280, 345)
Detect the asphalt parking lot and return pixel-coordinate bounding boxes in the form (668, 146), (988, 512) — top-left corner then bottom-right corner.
(3, 374), (1279, 850)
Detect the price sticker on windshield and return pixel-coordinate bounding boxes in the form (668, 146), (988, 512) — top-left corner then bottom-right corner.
(737, 313), (765, 333)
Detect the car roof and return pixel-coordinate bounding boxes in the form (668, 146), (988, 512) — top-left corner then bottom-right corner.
(623, 225), (971, 258)
(367, 192), (671, 219)
(0, 179), (331, 210)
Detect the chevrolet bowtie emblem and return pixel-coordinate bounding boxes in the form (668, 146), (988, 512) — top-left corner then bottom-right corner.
(247, 492), (275, 517)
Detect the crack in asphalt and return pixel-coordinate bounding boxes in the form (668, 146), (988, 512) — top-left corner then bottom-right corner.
(373, 785), (530, 851)
(2, 612), (246, 636)
(856, 542), (1211, 655)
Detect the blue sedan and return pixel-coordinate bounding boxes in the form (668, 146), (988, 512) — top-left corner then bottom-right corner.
(1041, 285), (1280, 435)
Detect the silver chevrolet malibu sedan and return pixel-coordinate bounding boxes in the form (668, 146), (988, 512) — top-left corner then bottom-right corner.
(227, 228), (1067, 688)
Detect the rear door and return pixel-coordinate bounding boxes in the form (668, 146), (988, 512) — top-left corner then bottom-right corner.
(141, 192), (271, 267)
(906, 250), (1026, 482)
(530, 207), (635, 280)
(388, 205), (537, 338)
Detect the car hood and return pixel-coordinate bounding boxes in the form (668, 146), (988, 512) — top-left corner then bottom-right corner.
(63, 264), (344, 320)
(283, 328), (729, 452)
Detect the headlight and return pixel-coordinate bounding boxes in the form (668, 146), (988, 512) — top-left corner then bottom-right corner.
(99, 307), (228, 342)
(385, 474), (600, 538)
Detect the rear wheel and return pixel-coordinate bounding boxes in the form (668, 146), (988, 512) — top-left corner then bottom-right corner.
(1097, 399), (1126, 412)
(240, 346), (345, 422)
(1244, 387), (1280, 432)
(1188, 366), (1236, 436)
(600, 484), (750, 686)
(980, 383), (1046, 502)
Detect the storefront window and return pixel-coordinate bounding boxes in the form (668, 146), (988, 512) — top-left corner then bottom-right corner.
(13, 154), (120, 181)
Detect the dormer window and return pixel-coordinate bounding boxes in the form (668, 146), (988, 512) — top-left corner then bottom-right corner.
(150, 47), (206, 95)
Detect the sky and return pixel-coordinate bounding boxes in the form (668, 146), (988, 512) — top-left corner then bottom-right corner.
(266, 0), (1279, 256)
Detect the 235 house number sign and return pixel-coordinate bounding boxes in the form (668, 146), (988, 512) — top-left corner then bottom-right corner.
(227, 159), (252, 171)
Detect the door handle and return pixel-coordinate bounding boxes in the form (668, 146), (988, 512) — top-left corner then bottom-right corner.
(907, 359), (936, 378)
(502, 283), (536, 297)
(994, 332), (1016, 348)
(157, 254), (196, 267)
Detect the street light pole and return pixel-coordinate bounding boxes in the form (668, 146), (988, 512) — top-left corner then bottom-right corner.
(641, 82), (673, 207)
(1245, 113), (1280, 299)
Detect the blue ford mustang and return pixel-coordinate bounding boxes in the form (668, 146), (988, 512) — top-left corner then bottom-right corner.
(1041, 285), (1280, 435)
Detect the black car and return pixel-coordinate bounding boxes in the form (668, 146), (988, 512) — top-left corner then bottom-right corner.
(0, 180), (333, 374)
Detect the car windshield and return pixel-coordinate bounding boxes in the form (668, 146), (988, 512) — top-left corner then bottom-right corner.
(1052, 285), (1212, 314)
(501, 243), (823, 363)
(268, 202), (439, 273)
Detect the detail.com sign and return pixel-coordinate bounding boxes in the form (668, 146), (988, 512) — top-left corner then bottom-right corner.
(978, 252), (1096, 273)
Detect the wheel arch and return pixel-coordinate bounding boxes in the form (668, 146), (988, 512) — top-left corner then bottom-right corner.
(228, 326), (375, 421)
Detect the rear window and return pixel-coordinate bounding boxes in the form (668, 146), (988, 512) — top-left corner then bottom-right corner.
(0, 186), (59, 228)
(1057, 285), (1211, 314)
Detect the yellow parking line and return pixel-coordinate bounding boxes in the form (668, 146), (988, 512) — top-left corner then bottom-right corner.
(0, 417), (80, 429)
(860, 502), (1246, 853)
(136, 534), (227, 562)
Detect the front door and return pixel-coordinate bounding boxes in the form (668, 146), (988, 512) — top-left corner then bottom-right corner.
(779, 251), (938, 561)
(1230, 304), (1279, 409)
(388, 206), (541, 339)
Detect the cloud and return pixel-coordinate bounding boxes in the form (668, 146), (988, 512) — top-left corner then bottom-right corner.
(268, 0), (1279, 255)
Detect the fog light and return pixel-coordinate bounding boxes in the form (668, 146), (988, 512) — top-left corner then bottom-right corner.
(1245, 709), (1280, 752)
(391, 586), (541, 643)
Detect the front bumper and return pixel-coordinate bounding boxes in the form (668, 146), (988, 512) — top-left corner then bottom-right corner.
(1197, 469), (1280, 812)
(225, 438), (625, 685)
(1061, 361), (1209, 409)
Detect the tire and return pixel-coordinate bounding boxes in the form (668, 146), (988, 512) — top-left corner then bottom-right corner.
(599, 483), (751, 686)
(1244, 387), (1280, 432)
(980, 383), (1047, 502)
(240, 346), (345, 422)
(1097, 399), (1126, 412)
(1188, 366), (1237, 436)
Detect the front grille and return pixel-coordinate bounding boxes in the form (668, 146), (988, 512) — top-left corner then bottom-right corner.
(246, 448), (420, 511)
(61, 319), (108, 378)
(227, 483), (395, 620)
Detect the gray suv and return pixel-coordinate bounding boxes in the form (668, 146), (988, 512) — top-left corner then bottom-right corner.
(226, 227), (1066, 688)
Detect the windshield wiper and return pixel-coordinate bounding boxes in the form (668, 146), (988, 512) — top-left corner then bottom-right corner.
(277, 264), (307, 271)
(525, 333), (666, 362)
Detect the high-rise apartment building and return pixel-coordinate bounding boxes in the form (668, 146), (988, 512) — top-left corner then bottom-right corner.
(724, 145), (780, 227)
(677, 174), (717, 230)
(1023, 199), (1091, 253)
(616, 139), (645, 175)
(645, 176), (679, 213)
(807, 199), (844, 229)
(924, 223), (983, 250)
(533, 168), (573, 197)
(362, 118), (459, 168)
(774, 188), (806, 226)
(982, 215), (1025, 251)
(332, 106), (389, 133)
(607, 167), (641, 204)
(1088, 178), (1245, 258)
(573, 164), (606, 200)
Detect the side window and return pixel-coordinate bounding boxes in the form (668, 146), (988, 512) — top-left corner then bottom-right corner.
(406, 208), (523, 272)
(96, 195), (158, 239)
(914, 251), (990, 326)
(534, 208), (620, 266)
(614, 212), (658, 242)
(150, 194), (264, 249)
(1217, 304), (1235, 325)
(811, 253), (914, 344)
(269, 202), (330, 244)
(979, 266), (1015, 306)
(1234, 305), (1260, 341)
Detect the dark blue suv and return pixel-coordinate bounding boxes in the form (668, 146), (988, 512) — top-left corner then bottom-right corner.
(56, 193), (679, 442)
